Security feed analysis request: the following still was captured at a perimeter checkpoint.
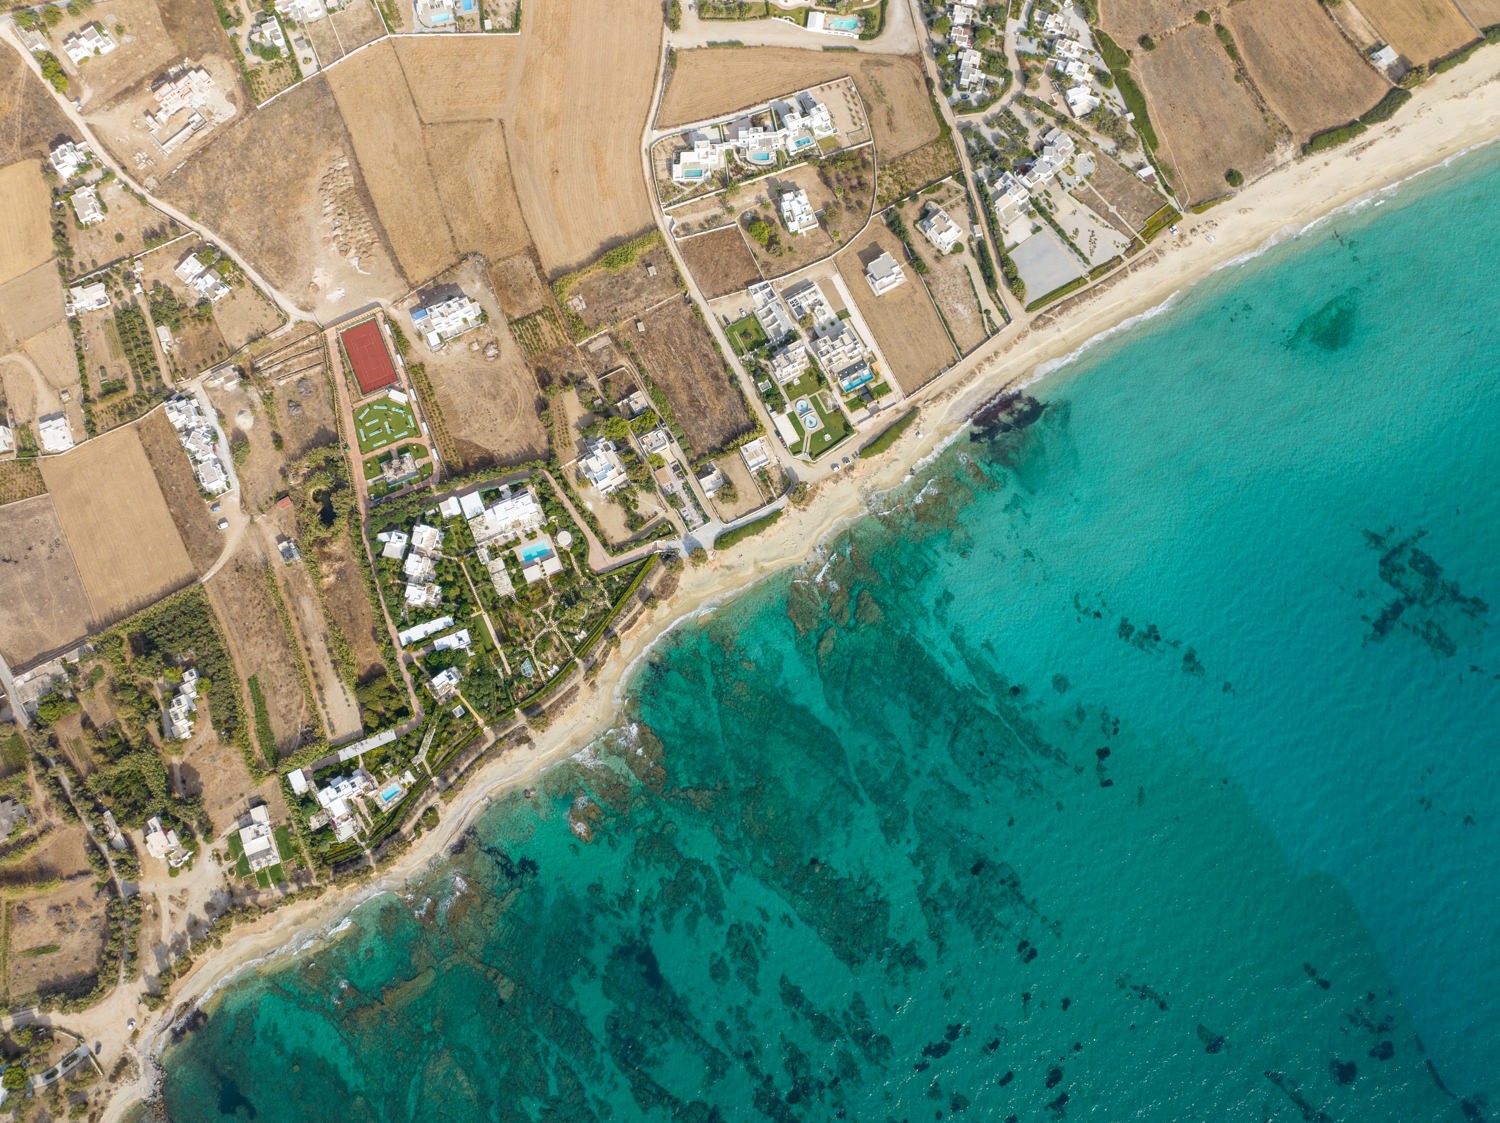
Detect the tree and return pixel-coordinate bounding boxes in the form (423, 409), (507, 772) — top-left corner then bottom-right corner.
(1194, 9), (1211, 22)
(747, 219), (774, 248)
(1137, 34), (1156, 49)
(1225, 168), (1244, 187)
(2, 1065), (26, 1092)
(667, 0), (682, 29)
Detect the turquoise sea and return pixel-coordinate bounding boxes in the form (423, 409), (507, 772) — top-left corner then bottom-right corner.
(160, 146), (1500, 1121)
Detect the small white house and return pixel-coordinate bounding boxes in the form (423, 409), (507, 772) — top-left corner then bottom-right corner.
(864, 251), (906, 296)
(71, 186), (104, 227)
(779, 187), (819, 236)
(62, 21), (116, 65)
(411, 295), (483, 349)
(917, 205), (963, 253)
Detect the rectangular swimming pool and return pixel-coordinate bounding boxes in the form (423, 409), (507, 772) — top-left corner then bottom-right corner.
(520, 543), (553, 564)
(380, 784), (403, 806)
(830, 15), (861, 30)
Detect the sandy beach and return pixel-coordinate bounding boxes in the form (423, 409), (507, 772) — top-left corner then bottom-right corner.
(98, 51), (1500, 1120)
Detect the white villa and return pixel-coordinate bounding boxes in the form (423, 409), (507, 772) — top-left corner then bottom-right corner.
(144, 817), (192, 868)
(67, 280), (109, 315)
(165, 394), (231, 496)
(433, 629), (471, 652)
(397, 614), (453, 647)
(741, 437), (771, 474)
(768, 339), (811, 384)
(749, 281), (796, 343)
(70, 186), (103, 227)
(865, 252), (905, 296)
(237, 805), (281, 873)
(37, 413), (74, 453)
(670, 89), (839, 184)
(428, 666), (462, 700)
(958, 49), (986, 92)
(992, 128), (1077, 224)
(780, 187), (819, 235)
(918, 205), (963, 253)
(378, 529), (410, 560)
(315, 769), (372, 842)
(248, 12), (287, 54)
(465, 487), (545, 547)
(411, 294), (483, 349)
(49, 140), (90, 180)
(276, 0), (331, 21)
(174, 251), (232, 302)
(578, 438), (629, 495)
(783, 279), (870, 382)
(63, 21), (116, 64)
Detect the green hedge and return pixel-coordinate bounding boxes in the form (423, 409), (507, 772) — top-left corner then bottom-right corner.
(1359, 87), (1411, 124)
(714, 509), (783, 551)
(858, 409), (917, 458)
(1025, 275), (1089, 312)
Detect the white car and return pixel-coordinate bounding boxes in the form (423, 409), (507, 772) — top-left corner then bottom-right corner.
(216, 518), (230, 531)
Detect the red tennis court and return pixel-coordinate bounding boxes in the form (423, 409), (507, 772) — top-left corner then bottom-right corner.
(340, 321), (399, 396)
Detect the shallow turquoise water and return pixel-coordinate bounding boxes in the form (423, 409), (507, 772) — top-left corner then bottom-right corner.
(161, 147), (1500, 1121)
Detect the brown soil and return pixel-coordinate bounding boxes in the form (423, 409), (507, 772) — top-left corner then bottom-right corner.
(328, 0), (389, 53)
(1073, 143), (1170, 232)
(0, 161), (51, 284)
(566, 242), (684, 335)
(1225, 0), (1391, 142)
(5, 877), (109, 1003)
(39, 424), (195, 625)
(159, 77), (403, 318)
(392, 37), (521, 123)
(424, 119), (533, 267)
(489, 250), (554, 320)
(1135, 25), (1284, 204)
(317, 530), (386, 679)
(0, 498), (92, 666)
(660, 51), (939, 162)
(136, 408), (222, 573)
(62, 179), (175, 281)
(0, 42), (73, 167)
(1099, 0), (1206, 43)
(835, 232), (956, 394)
(0, 262), (67, 347)
(678, 225), (763, 300)
(631, 299), (757, 455)
(205, 543), (318, 760)
(898, 193), (988, 356)
(736, 149), (876, 279)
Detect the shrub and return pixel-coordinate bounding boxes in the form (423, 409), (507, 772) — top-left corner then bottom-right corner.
(1225, 168), (1244, 187)
(1194, 9), (1210, 22)
(1137, 34), (1155, 50)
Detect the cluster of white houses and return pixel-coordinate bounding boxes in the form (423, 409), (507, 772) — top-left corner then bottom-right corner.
(62, 21), (116, 64)
(49, 139), (93, 181)
(750, 280), (881, 395)
(164, 667), (200, 741)
(236, 805), (282, 873)
(989, 127), (1078, 225)
(671, 90), (839, 184)
(1038, 12), (1103, 116)
(147, 63), (232, 154)
(164, 394), (232, 495)
(378, 521), (446, 608)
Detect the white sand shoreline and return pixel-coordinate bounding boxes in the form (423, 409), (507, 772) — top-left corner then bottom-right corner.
(98, 52), (1500, 1120)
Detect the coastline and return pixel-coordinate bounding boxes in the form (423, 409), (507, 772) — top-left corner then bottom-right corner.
(100, 52), (1500, 1121)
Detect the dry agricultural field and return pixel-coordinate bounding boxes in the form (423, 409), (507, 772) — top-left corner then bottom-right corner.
(0, 495), (92, 667)
(39, 424), (196, 625)
(137, 408), (224, 572)
(206, 545), (317, 759)
(1458, 0), (1500, 25)
(1224, 0), (1391, 142)
(678, 226), (762, 299)
(0, 162), (51, 284)
(632, 299), (756, 455)
(660, 51), (938, 162)
(160, 79), (403, 319)
(1347, 0), (1477, 63)
(1134, 26), (1283, 204)
(1098, 0), (1205, 43)
(0, 43), (73, 168)
(566, 242), (683, 335)
(836, 234), (956, 394)
(0, 265), (66, 351)
(5, 877), (108, 1004)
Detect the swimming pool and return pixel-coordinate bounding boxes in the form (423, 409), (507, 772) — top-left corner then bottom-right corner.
(520, 543), (553, 564)
(460, 0), (475, 10)
(830, 15), (861, 30)
(429, 10), (450, 22)
(379, 784), (403, 806)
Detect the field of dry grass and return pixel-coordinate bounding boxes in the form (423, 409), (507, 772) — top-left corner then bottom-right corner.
(39, 425), (195, 625)
(678, 226), (762, 299)
(392, 37), (520, 122)
(897, 191), (988, 356)
(660, 50), (939, 161)
(328, 43), (457, 285)
(1348, 0), (1477, 62)
(137, 408), (223, 573)
(0, 42), (73, 168)
(0, 495), (92, 666)
(565, 241), (683, 334)
(502, 0), (661, 276)
(835, 233), (955, 394)
(631, 299), (756, 455)
(1135, 26), (1284, 204)
(5, 876), (108, 1003)
(1099, 0), (1204, 43)
(1458, 0), (1500, 23)
(1074, 143), (1169, 233)
(160, 78), (403, 318)
(1225, 0), (1391, 141)
(490, 250), (554, 319)
(206, 544), (317, 759)
(0, 263), (66, 348)
(0, 161), (51, 285)
(424, 120), (532, 267)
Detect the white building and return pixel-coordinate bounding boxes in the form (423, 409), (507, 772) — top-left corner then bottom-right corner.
(37, 413), (74, 453)
(71, 186), (103, 227)
(248, 12), (287, 54)
(411, 523), (443, 555)
(377, 529), (409, 560)
(748, 281), (796, 343)
(405, 581), (442, 609)
(428, 667), (462, 700)
(670, 91), (840, 184)
(467, 488), (545, 546)
(768, 339), (811, 384)
(316, 770), (372, 842)
(433, 628), (471, 652)
(63, 22), (116, 65)
(175, 251), (232, 302)
(67, 281), (110, 315)
(991, 171), (1031, 223)
(1065, 85), (1102, 116)
(165, 667), (200, 740)
(411, 294), (483, 349)
(398, 614), (453, 646)
(779, 187), (819, 235)
(917, 205), (963, 253)
(958, 49), (986, 91)
(809, 321), (866, 376)
(0, 426), (13, 455)
(237, 805), (281, 873)
(864, 252), (905, 296)
(144, 816), (192, 868)
(404, 550), (436, 583)
(165, 394), (231, 496)
(276, 0), (329, 22)
(784, 280), (838, 334)
(741, 437), (771, 474)
(49, 140), (90, 181)
(515, 538), (564, 584)
(578, 439), (629, 495)
(147, 64), (233, 152)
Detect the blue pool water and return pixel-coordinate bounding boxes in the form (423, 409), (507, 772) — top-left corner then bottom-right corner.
(379, 784), (402, 806)
(519, 543), (552, 564)
(161, 146), (1500, 1120)
(830, 14), (861, 30)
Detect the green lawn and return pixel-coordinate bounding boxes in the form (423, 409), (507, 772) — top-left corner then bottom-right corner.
(226, 833), (250, 878)
(354, 398), (420, 454)
(725, 314), (768, 355)
(783, 391), (851, 459)
(273, 825), (295, 869)
(254, 868), (270, 889)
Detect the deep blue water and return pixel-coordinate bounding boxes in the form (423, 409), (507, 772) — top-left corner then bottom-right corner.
(159, 144), (1500, 1121)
